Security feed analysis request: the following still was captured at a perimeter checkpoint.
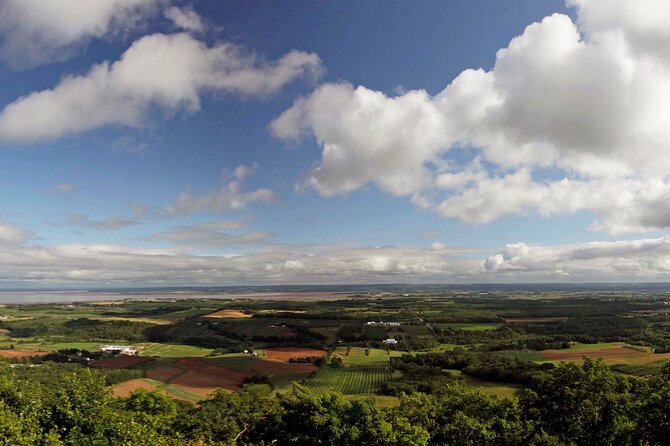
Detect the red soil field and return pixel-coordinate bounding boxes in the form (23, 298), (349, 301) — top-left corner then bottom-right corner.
(112, 379), (159, 397)
(251, 359), (317, 374)
(265, 347), (327, 362)
(90, 355), (154, 369)
(145, 366), (183, 382)
(0, 349), (49, 358)
(169, 358), (254, 397)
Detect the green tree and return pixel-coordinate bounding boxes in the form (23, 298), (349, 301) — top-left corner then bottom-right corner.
(396, 383), (532, 446)
(519, 358), (634, 445)
(181, 384), (281, 444)
(277, 384), (427, 445)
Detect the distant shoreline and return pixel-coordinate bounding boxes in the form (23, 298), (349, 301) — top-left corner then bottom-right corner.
(0, 290), (355, 305)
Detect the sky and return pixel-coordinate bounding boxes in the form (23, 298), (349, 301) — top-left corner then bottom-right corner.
(2, 0), (670, 287)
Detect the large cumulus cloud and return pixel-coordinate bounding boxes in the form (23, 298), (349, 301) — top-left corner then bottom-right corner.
(273, 2), (670, 234)
(0, 0), (163, 68)
(0, 33), (322, 142)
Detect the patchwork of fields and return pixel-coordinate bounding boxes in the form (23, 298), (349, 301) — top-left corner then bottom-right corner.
(6, 291), (670, 406)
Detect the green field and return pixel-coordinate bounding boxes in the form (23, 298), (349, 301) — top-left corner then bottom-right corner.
(438, 323), (503, 331)
(337, 346), (404, 364)
(141, 378), (202, 403)
(400, 325), (433, 336)
(449, 370), (522, 397)
(499, 350), (547, 362)
(306, 362), (392, 394)
(611, 361), (670, 376)
(137, 343), (213, 357)
(0, 340), (111, 351)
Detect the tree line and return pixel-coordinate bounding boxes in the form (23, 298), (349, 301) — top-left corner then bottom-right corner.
(2, 359), (670, 444)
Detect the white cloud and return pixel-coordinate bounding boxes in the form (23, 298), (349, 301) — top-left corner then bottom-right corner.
(282, 259), (306, 271)
(62, 213), (138, 231)
(569, 0), (670, 63)
(130, 164), (276, 219)
(433, 171), (670, 234)
(51, 183), (75, 193)
(165, 6), (205, 33)
(273, 2), (670, 234)
(0, 0), (162, 68)
(0, 32), (323, 142)
(483, 237), (670, 280)
(3, 218), (670, 285)
(148, 221), (272, 248)
(0, 220), (33, 245)
(170, 164), (276, 216)
(272, 83), (446, 196)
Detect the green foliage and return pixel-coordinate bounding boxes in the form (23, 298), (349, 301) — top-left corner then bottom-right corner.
(519, 358), (635, 445)
(179, 385), (281, 445)
(277, 384), (428, 445)
(2, 318), (152, 342)
(4, 359), (670, 445)
(396, 385), (534, 446)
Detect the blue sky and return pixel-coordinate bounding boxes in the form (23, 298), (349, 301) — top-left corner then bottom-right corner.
(0, 0), (670, 287)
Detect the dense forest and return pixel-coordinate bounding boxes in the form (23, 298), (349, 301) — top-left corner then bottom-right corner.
(1, 358), (670, 445)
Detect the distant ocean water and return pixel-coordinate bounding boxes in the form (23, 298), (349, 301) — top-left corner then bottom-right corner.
(0, 291), (147, 304)
(2, 283), (669, 304)
(0, 290), (348, 304)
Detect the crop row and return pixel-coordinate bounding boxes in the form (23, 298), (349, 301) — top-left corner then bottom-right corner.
(305, 362), (392, 394)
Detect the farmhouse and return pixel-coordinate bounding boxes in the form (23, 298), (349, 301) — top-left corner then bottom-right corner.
(99, 345), (138, 355)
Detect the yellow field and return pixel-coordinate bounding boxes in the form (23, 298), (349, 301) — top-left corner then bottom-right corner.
(91, 316), (172, 325)
(537, 342), (670, 365)
(204, 309), (253, 318)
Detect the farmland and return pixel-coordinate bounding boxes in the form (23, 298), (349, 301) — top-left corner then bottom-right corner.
(536, 342), (670, 365)
(136, 342), (213, 357)
(5, 287), (670, 445)
(436, 323), (503, 331)
(306, 362), (392, 394)
(0, 349), (49, 358)
(265, 347), (327, 361)
(5, 287), (670, 406)
(335, 346), (404, 364)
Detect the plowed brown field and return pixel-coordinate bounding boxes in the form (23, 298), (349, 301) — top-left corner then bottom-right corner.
(90, 355), (154, 369)
(168, 358), (254, 397)
(265, 347), (327, 362)
(0, 349), (49, 358)
(112, 379), (159, 397)
(145, 366), (183, 382)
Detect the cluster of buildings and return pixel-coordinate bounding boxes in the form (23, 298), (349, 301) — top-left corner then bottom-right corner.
(99, 345), (138, 355)
(365, 321), (401, 327)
